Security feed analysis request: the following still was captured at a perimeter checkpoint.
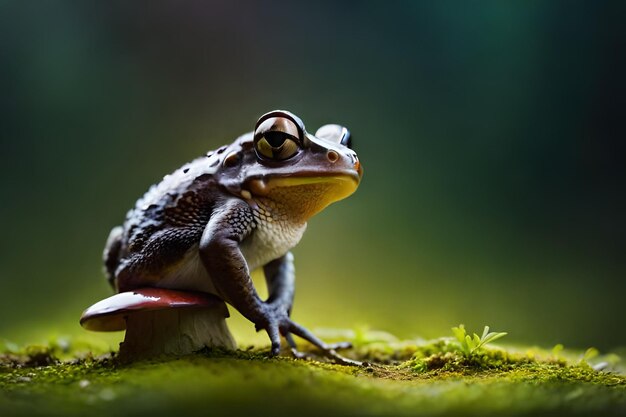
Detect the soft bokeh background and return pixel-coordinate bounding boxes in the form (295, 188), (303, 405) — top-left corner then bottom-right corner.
(1, 1), (624, 351)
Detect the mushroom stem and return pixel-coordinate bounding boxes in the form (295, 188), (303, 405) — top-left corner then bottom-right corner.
(119, 307), (236, 361)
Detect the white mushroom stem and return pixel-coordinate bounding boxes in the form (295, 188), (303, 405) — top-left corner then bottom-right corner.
(118, 307), (236, 361)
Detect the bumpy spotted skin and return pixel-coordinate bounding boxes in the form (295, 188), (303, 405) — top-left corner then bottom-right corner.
(103, 110), (362, 365)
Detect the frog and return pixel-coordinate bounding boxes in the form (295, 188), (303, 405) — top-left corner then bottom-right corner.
(103, 110), (362, 364)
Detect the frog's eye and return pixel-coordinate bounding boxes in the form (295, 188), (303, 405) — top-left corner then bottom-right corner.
(254, 116), (302, 161)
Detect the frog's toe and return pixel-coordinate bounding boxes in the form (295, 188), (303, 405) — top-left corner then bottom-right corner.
(285, 333), (306, 358)
(289, 348), (308, 360)
(266, 324), (282, 356)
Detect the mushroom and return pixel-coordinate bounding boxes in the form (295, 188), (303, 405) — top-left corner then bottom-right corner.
(80, 287), (236, 360)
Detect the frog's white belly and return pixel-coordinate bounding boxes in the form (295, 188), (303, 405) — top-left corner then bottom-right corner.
(157, 219), (306, 295)
(240, 217), (306, 271)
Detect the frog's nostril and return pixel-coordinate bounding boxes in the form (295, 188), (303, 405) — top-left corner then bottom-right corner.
(327, 150), (339, 163)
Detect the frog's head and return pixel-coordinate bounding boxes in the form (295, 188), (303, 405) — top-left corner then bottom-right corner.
(226, 110), (362, 221)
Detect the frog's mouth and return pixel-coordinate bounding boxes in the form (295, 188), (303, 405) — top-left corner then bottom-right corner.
(245, 172), (360, 218)
(248, 172), (359, 198)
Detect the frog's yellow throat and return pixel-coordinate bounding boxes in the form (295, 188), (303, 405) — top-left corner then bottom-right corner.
(246, 175), (359, 222)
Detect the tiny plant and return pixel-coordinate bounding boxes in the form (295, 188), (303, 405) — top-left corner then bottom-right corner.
(580, 347), (599, 365)
(451, 324), (507, 358)
(551, 343), (565, 358)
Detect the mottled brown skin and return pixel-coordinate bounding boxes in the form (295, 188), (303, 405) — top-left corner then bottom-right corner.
(104, 110), (362, 364)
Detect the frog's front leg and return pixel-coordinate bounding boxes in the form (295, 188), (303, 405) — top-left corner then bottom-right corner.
(263, 253), (357, 365)
(199, 199), (281, 347)
(199, 199), (359, 365)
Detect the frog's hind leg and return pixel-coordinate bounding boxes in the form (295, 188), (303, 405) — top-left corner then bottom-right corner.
(115, 227), (205, 293)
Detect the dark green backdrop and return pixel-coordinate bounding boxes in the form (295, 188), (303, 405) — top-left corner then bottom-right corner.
(1, 1), (624, 350)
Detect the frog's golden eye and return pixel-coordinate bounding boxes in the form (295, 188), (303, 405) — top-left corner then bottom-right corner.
(254, 116), (302, 161)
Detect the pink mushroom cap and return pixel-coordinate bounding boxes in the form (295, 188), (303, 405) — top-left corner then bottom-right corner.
(80, 288), (228, 332)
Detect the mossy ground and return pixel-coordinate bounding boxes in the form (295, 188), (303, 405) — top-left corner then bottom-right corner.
(1, 331), (625, 417)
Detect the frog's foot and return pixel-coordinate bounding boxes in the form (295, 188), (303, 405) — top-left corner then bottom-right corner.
(285, 323), (361, 367)
(256, 305), (360, 366)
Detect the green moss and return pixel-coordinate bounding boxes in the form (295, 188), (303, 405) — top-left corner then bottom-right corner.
(1, 334), (625, 417)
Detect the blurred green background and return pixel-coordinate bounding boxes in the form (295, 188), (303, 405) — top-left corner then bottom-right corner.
(1, 1), (624, 351)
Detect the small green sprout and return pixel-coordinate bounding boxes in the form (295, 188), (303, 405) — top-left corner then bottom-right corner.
(580, 347), (599, 366)
(451, 324), (508, 358)
(551, 343), (565, 358)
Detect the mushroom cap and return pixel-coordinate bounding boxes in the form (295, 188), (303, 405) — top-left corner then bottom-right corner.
(80, 288), (228, 332)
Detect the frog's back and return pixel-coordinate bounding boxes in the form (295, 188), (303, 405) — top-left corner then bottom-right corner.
(124, 156), (218, 246)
